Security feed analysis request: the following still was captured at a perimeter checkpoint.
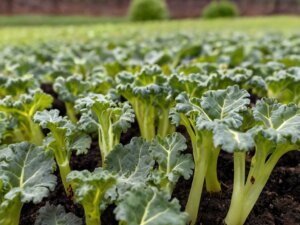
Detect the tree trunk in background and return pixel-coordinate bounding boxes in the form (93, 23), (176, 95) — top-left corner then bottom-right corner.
(6, 0), (13, 14)
(273, 0), (281, 13)
(52, 0), (60, 14)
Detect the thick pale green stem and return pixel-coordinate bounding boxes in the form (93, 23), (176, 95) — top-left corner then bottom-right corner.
(240, 147), (293, 223)
(225, 151), (246, 225)
(58, 161), (72, 196)
(97, 111), (114, 166)
(51, 129), (72, 196)
(157, 109), (175, 138)
(185, 160), (208, 225)
(134, 103), (156, 141)
(205, 147), (221, 193)
(226, 146), (295, 225)
(0, 200), (23, 225)
(84, 206), (101, 225)
(29, 120), (44, 145)
(65, 102), (77, 123)
(98, 128), (108, 166)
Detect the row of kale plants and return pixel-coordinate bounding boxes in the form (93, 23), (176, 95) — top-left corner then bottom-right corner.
(0, 33), (300, 225)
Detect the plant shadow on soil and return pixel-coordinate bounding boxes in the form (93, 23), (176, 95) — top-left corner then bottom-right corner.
(20, 85), (300, 225)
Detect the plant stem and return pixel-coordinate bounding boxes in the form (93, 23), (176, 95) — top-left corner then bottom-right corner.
(65, 102), (77, 123)
(225, 151), (246, 225)
(205, 147), (221, 192)
(84, 206), (101, 225)
(0, 200), (23, 225)
(157, 109), (174, 138)
(240, 147), (294, 223)
(185, 156), (208, 225)
(58, 160), (72, 197)
(135, 103), (155, 141)
(29, 120), (44, 145)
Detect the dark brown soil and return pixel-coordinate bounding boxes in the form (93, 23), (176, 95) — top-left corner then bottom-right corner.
(20, 86), (300, 225)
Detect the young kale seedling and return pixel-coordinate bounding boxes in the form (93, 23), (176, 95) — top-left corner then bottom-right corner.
(224, 99), (300, 225)
(34, 109), (91, 196)
(172, 85), (250, 225)
(75, 93), (134, 166)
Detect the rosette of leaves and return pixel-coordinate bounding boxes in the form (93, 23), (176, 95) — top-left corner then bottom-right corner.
(67, 168), (116, 225)
(34, 109), (91, 196)
(75, 93), (135, 165)
(149, 132), (194, 194)
(117, 65), (175, 140)
(0, 74), (38, 99)
(53, 75), (90, 123)
(0, 89), (53, 145)
(0, 142), (57, 225)
(53, 69), (114, 123)
(224, 99), (300, 225)
(168, 73), (209, 98)
(266, 67), (300, 105)
(208, 67), (254, 90)
(171, 85), (250, 225)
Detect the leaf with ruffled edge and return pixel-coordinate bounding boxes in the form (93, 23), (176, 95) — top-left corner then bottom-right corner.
(115, 187), (188, 225)
(35, 202), (83, 225)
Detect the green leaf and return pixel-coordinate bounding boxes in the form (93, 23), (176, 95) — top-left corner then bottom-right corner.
(34, 109), (91, 195)
(34, 109), (67, 129)
(168, 73), (208, 98)
(0, 142), (57, 203)
(106, 137), (154, 179)
(34, 109), (91, 155)
(209, 68), (252, 90)
(266, 68), (300, 105)
(197, 85), (250, 130)
(53, 75), (89, 103)
(213, 124), (255, 153)
(35, 202), (83, 225)
(105, 137), (154, 200)
(173, 86), (250, 130)
(115, 187), (188, 225)
(150, 133), (194, 191)
(75, 93), (134, 162)
(67, 168), (116, 225)
(0, 90), (53, 144)
(1, 74), (38, 98)
(253, 98), (300, 143)
(0, 89), (53, 118)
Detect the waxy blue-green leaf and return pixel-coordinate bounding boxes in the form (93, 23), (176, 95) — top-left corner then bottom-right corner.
(213, 124), (255, 153)
(150, 133), (194, 192)
(115, 187), (188, 225)
(35, 202), (83, 225)
(67, 168), (116, 225)
(0, 142), (57, 203)
(253, 98), (300, 143)
(197, 85), (250, 130)
(266, 68), (300, 105)
(105, 137), (154, 199)
(173, 86), (250, 130)
(53, 76), (89, 103)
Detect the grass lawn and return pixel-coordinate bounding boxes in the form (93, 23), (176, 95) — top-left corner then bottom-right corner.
(0, 16), (299, 45)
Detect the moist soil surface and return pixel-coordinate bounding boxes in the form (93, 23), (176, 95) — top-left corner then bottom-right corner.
(19, 85), (300, 225)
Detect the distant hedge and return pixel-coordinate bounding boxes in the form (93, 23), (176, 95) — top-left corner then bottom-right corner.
(202, 0), (239, 19)
(128, 0), (169, 21)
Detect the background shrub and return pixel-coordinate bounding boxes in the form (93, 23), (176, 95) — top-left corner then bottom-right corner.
(128, 0), (169, 21)
(202, 0), (239, 19)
